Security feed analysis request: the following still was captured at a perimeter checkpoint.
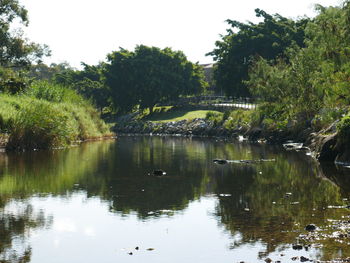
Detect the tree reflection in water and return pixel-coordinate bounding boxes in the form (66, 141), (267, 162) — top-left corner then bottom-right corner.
(0, 202), (52, 263)
(0, 137), (349, 261)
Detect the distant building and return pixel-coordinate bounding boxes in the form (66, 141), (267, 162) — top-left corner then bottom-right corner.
(200, 63), (219, 94)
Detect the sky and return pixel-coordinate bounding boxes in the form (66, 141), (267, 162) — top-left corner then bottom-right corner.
(21, 0), (342, 68)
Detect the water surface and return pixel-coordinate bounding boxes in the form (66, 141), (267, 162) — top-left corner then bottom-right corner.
(0, 136), (349, 263)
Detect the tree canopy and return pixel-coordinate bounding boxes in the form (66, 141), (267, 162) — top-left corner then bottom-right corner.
(208, 9), (309, 97)
(245, 1), (350, 124)
(53, 63), (110, 111)
(0, 0), (49, 68)
(104, 45), (207, 113)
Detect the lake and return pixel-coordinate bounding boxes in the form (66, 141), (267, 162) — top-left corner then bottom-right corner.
(0, 136), (349, 263)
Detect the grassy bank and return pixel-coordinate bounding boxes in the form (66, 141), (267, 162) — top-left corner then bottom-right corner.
(146, 109), (223, 122)
(0, 81), (113, 151)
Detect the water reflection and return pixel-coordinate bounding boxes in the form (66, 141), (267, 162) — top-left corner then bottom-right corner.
(0, 201), (51, 263)
(0, 136), (349, 262)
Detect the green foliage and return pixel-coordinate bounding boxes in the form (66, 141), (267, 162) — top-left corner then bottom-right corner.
(104, 45), (207, 114)
(206, 111), (224, 126)
(223, 109), (255, 130)
(209, 9), (308, 97)
(6, 99), (75, 150)
(0, 67), (28, 94)
(244, 2), (350, 130)
(312, 108), (345, 131)
(28, 62), (73, 80)
(26, 80), (84, 104)
(337, 114), (350, 142)
(0, 0), (50, 67)
(0, 83), (111, 150)
(53, 63), (110, 110)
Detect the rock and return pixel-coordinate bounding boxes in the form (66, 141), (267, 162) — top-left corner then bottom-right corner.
(213, 159), (228, 165)
(264, 258), (272, 263)
(152, 170), (166, 176)
(300, 256), (310, 262)
(305, 224), (317, 231)
(317, 133), (338, 162)
(292, 244), (303, 250)
(246, 127), (262, 141)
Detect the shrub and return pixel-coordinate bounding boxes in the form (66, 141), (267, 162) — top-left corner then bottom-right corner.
(205, 111), (223, 126)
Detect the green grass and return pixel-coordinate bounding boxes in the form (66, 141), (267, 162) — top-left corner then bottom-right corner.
(0, 81), (113, 151)
(143, 109), (223, 122)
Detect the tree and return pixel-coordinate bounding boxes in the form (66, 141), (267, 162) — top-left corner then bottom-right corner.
(208, 9), (309, 97)
(53, 63), (111, 111)
(104, 45), (207, 114)
(0, 0), (50, 68)
(28, 62), (73, 80)
(245, 2), (350, 123)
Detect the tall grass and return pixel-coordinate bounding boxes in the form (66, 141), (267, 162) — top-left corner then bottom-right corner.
(0, 81), (112, 151)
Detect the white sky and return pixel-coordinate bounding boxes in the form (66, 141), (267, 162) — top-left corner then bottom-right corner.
(21, 0), (342, 68)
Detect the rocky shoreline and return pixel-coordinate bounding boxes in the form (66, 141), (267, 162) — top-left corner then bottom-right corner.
(113, 118), (346, 164)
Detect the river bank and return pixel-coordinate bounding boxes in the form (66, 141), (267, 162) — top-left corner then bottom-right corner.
(113, 116), (346, 164)
(0, 82), (113, 151)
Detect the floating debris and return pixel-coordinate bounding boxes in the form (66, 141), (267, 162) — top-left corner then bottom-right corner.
(151, 169), (166, 176)
(213, 159), (228, 165)
(283, 142), (303, 151)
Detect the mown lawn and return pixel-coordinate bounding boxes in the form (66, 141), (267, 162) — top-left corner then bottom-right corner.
(142, 107), (223, 122)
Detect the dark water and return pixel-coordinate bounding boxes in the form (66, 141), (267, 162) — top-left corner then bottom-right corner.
(0, 136), (350, 263)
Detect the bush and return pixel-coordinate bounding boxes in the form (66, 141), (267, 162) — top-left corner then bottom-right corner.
(205, 111), (223, 126)
(223, 109), (254, 130)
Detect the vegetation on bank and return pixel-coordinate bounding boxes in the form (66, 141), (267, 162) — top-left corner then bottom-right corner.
(209, 1), (350, 139)
(3, 0), (350, 149)
(0, 81), (112, 151)
(0, 1), (111, 151)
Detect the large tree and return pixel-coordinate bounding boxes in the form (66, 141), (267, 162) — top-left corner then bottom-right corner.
(104, 45), (207, 113)
(0, 0), (50, 94)
(208, 9), (309, 97)
(0, 0), (49, 68)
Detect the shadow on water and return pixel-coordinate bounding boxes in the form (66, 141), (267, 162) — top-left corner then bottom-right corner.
(0, 137), (349, 261)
